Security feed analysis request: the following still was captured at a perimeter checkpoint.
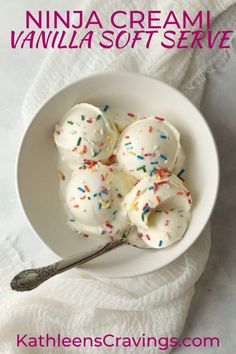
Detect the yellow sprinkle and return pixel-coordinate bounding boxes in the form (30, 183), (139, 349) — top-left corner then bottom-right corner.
(129, 151), (136, 156)
(131, 201), (138, 211)
(107, 135), (113, 143)
(107, 179), (112, 184)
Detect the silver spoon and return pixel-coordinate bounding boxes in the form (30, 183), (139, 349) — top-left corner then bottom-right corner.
(10, 238), (131, 292)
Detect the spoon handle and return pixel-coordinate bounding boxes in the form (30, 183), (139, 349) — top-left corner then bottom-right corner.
(10, 238), (127, 292)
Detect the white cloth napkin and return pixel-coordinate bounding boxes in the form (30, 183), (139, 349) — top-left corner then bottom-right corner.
(1, 1), (235, 353)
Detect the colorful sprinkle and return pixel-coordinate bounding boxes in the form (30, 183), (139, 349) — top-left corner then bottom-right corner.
(137, 155), (144, 160)
(148, 126), (153, 133)
(128, 113), (135, 118)
(77, 137), (82, 146)
(78, 187), (86, 193)
(96, 114), (101, 121)
(160, 154), (168, 161)
(155, 116), (165, 121)
(160, 134), (167, 139)
(84, 185), (90, 192)
(137, 165), (146, 172)
(73, 204), (79, 208)
(103, 105), (109, 112)
(81, 115), (85, 120)
(80, 145), (87, 154)
(58, 170), (65, 181)
(177, 169), (185, 178)
(158, 240), (163, 247)
(67, 120), (74, 125)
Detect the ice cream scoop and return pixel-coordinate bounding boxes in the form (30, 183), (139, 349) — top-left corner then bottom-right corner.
(124, 170), (192, 248)
(66, 163), (135, 241)
(116, 116), (184, 179)
(54, 103), (119, 169)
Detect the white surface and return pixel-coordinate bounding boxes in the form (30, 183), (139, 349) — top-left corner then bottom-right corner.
(17, 72), (218, 277)
(0, 1), (235, 353)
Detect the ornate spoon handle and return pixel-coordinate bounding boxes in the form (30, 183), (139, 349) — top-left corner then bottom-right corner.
(10, 238), (127, 292)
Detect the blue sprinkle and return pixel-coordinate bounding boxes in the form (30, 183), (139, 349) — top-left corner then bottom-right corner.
(143, 206), (150, 214)
(177, 169), (185, 177)
(103, 104), (109, 112)
(137, 155), (144, 160)
(160, 154), (167, 161)
(98, 203), (102, 209)
(78, 187), (85, 193)
(160, 135), (167, 139)
(159, 240), (163, 247)
(93, 193), (98, 197)
(150, 161), (158, 165)
(149, 167), (156, 176)
(148, 186), (154, 190)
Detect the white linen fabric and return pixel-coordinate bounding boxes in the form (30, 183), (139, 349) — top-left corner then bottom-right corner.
(0, 1), (235, 353)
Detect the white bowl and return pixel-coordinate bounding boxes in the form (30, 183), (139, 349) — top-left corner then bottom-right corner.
(17, 71), (219, 278)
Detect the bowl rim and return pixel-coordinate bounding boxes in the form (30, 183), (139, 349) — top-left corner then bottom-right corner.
(16, 70), (220, 277)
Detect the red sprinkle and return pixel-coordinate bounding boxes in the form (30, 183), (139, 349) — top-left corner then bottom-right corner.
(72, 147), (77, 152)
(55, 130), (61, 135)
(104, 221), (113, 229)
(136, 190), (141, 197)
(108, 154), (116, 161)
(73, 204), (79, 208)
(157, 181), (168, 186)
(154, 182), (158, 191)
(148, 126), (153, 133)
(80, 145), (87, 154)
(128, 113), (135, 118)
(84, 185), (90, 192)
(176, 192), (184, 196)
(155, 116), (165, 121)
(146, 234), (151, 241)
(156, 196), (161, 204)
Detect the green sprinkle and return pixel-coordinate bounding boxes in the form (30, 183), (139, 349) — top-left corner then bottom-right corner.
(117, 193), (123, 198)
(93, 151), (100, 157)
(77, 137), (82, 146)
(67, 120), (74, 125)
(96, 114), (102, 121)
(137, 165), (146, 172)
(81, 115), (85, 121)
(125, 142), (132, 146)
